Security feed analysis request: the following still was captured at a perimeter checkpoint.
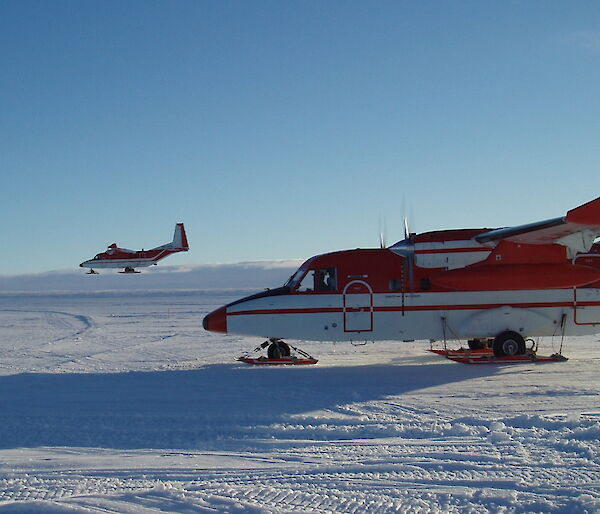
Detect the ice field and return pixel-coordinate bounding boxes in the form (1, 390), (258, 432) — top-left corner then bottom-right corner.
(0, 285), (599, 512)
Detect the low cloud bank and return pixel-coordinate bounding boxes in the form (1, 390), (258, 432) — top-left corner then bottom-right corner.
(0, 260), (302, 293)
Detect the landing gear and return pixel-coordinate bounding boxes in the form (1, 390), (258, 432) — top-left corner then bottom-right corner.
(493, 330), (526, 357)
(86, 269), (99, 275)
(237, 338), (318, 365)
(119, 267), (141, 274)
(267, 340), (291, 359)
(432, 320), (565, 364)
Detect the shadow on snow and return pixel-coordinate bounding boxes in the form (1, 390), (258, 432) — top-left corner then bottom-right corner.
(0, 360), (498, 450)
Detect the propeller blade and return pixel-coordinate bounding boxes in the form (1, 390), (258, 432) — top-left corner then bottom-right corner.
(378, 217), (387, 249)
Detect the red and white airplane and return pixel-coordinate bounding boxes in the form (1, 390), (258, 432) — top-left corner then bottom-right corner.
(80, 223), (189, 274)
(204, 197), (600, 358)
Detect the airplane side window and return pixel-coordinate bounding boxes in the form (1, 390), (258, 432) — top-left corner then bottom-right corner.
(390, 279), (402, 291)
(297, 270), (316, 292)
(317, 268), (337, 291)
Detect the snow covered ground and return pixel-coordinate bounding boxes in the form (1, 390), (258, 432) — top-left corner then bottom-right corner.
(0, 289), (599, 513)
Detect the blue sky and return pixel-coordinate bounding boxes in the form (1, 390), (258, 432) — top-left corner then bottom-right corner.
(2, 1), (600, 275)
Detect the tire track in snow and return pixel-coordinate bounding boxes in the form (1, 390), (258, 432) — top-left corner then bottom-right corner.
(0, 309), (94, 345)
(43, 310), (94, 343)
(0, 310), (95, 372)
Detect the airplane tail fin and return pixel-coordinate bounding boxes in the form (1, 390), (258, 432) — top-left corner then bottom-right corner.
(152, 223), (189, 251)
(172, 223), (189, 250)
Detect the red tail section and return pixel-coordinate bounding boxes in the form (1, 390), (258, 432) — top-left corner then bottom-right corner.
(175, 223), (189, 250)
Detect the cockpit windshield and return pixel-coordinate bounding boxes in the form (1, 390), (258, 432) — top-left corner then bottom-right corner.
(285, 268), (306, 288)
(285, 267), (337, 292)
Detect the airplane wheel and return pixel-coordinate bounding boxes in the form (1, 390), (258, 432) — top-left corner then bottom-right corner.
(268, 340), (291, 359)
(493, 331), (526, 357)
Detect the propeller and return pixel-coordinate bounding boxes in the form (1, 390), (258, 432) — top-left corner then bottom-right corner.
(389, 215), (416, 292)
(378, 203), (419, 292)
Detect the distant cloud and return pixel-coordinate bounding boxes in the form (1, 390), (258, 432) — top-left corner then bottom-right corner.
(0, 260), (303, 293)
(567, 30), (600, 51)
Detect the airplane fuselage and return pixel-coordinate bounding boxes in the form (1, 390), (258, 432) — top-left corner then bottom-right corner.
(80, 249), (178, 269)
(203, 230), (600, 346)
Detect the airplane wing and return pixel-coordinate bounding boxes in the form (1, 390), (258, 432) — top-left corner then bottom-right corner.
(475, 196), (600, 253)
(106, 243), (137, 254)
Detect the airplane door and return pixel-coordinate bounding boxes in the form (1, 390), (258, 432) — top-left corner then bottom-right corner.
(573, 255), (600, 325)
(343, 280), (373, 332)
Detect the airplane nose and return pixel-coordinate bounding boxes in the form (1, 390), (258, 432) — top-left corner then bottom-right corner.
(203, 306), (227, 333)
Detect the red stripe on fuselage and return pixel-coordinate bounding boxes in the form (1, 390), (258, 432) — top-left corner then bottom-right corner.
(227, 299), (590, 317)
(229, 307), (342, 316)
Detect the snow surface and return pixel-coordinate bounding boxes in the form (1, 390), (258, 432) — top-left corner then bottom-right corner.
(0, 289), (599, 513)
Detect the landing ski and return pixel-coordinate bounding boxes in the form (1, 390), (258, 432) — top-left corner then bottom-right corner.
(237, 339), (318, 366)
(237, 355), (318, 366)
(428, 348), (567, 365)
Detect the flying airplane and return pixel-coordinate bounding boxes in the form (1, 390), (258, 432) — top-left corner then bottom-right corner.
(203, 197), (600, 358)
(80, 223), (189, 274)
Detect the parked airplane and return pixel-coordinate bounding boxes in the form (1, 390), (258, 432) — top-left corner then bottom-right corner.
(80, 223), (189, 274)
(204, 197), (600, 358)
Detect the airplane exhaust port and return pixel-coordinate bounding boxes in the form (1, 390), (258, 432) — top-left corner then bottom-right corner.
(203, 306), (227, 333)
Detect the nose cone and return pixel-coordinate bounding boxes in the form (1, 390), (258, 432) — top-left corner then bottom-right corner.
(203, 306), (228, 333)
